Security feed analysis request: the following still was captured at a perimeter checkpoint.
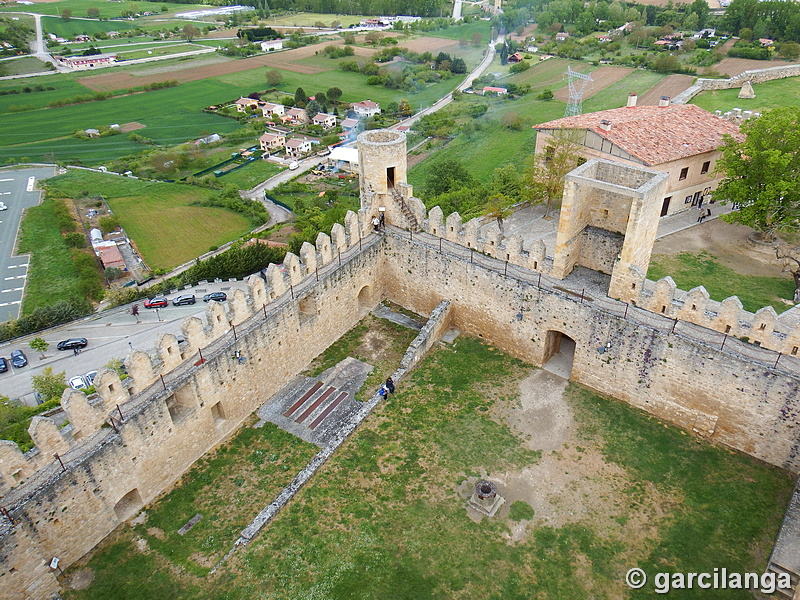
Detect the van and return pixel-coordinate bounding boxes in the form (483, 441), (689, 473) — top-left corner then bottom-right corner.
(289, 161), (300, 170)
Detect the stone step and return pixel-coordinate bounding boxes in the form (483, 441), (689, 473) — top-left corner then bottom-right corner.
(767, 562), (799, 599)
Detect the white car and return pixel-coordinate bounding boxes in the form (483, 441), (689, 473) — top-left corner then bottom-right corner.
(0, 202), (7, 211)
(68, 375), (88, 390)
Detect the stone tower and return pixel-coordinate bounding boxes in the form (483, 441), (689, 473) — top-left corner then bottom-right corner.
(552, 159), (668, 303)
(357, 129), (425, 231)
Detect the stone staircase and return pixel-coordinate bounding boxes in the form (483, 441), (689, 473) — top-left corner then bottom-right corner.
(766, 562), (800, 599)
(390, 187), (420, 231)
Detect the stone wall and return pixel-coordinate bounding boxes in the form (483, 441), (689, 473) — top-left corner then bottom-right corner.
(672, 63), (800, 104)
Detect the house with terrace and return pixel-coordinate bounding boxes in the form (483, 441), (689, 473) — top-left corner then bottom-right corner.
(260, 102), (286, 118)
(235, 97), (262, 112)
(351, 100), (380, 118)
(259, 132), (286, 153)
(312, 113), (337, 129)
(285, 137), (313, 158)
(532, 94), (744, 217)
(282, 107), (309, 125)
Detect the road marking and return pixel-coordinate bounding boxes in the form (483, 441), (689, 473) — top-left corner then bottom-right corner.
(0, 301), (20, 306)
(0, 178), (12, 182)
(0, 192), (10, 195)
(7, 264), (28, 269)
(26, 177), (35, 192)
(0, 287), (23, 293)
(4, 275), (25, 280)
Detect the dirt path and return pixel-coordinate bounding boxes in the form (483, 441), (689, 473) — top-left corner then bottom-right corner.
(553, 66), (633, 102)
(652, 217), (785, 277)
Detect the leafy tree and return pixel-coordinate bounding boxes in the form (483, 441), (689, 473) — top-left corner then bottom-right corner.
(61, 9), (72, 20)
(398, 99), (412, 117)
(451, 57), (467, 74)
(29, 337), (49, 358)
(652, 54), (681, 73)
(326, 87), (342, 103)
(424, 158), (475, 197)
(344, 32), (355, 45)
(527, 129), (584, 216)
(183, 24), (200, 42)
(266, 69), (282, 86)
(306, 99), (322, 119)
(715, 107), (800, 241)
(483, 194), (514, 237)
(98, 215), (119, 234)
(780, 41), (800, 60)
(501, 113), (524, 130)
(32, 367), (67, 403)
(294, 87), (308, 105)
(87, 7), (100, 19)
(471, 32), (482, 46)
(775, 244), (800, 301)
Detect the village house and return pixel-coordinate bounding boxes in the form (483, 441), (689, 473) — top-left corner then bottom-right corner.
(282, 107), (309, 125)
(508, 52), (524, 63)
(759, 38), (774, 47)
(312, 112), (337, 129)
(53, 54), (117, 70)
(260, 39), (284, 51)
(351, 100), (381, 118)
(260, 102), (286, 118)
(341, 117), (359, 132)
(285, 137), (312, 158)
(532, 94), (744, 217)
(258, 132), (286, 152)
(555, 32), (569, 42)
(234, 97), (262, 112)
(482, 86), (508, 96)
(74, 34), (90, 42)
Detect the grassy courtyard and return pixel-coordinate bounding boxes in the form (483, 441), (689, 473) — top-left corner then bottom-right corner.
(64, 326), (793, 600)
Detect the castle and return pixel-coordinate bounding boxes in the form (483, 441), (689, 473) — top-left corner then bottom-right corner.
(2, 129), (800, 599)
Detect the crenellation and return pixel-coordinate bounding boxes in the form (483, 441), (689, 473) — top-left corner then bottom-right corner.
(92, 369), (129, 411)
(299, 241), (317, 275)
(315, 232), (333, 265)
(718, 296), (745, 335)
(265, 263), (287, 299)
(426, 206), (444, 236)
(248, 274), (267, 308)
(344, 210), (361, 246)
(0, 441), (29, 491)
(645, 276), (678, 316)
(330, 222), (347, 253)
(483, 223), (502, 257)
(27, 417), (71, 457)
(230, 288), (252, 325)
(156, 333), (185, 371)
(462, 217), (481, 248)
(444, 211), (463, 242)
(61, 387), (107, 439)
(283, 252), (304, 285)
(206, 300), (231, 339)
(182, 315), (208, 351)
(126, 349), (158, 394)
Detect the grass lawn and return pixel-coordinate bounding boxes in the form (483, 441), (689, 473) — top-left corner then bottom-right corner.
(691, 75), (800, 114)
(45, 170), (253, 270)
(265, 12), (365, 28)
(216, 159), (283, 189)
(424, 19), (492, 44)
(0, 75), (96, 113)
(1, 1), (210, 18)
(17, 198), (85, 313)
(64, 333), (793, 599)
(41, 15), (138, 37)
(0, 56), (52, 77)
(116, 43), (207, 60)
(647, 251), (795, 314)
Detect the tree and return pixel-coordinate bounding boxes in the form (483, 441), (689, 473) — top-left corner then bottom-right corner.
(61, 9), (72, 20)
(527, 129), (584, 216)
(183, 24), (200, 42)
(715, 107), (800, 241)
(483, 194), (514, 237)
(344, 32), (355, 45)
(32, 367), (67, 403)
(306, 99), (322, 119)
(398, 99), (412, 117)
(29, 337), (49, 358)
(266, 69), (282, 86)
(775, 245), (800, 302)
(780, 41), (800, 61)
(99, 215), (119, 233)
(471, 32), (482, 46)
(425, 158), (475, 197)
(87, 7), (100, 19)
(294, 87), (308, 105)
(326, 87), (342, 104)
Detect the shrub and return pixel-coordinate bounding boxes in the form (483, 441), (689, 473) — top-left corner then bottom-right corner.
(64, 232), (86, 248)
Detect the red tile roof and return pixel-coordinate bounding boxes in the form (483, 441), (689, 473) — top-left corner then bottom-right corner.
(533, 104), (744, 165)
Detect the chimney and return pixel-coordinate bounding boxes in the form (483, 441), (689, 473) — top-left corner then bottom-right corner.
(659, 96), (670, 107)
(599, 119), (612, 132)
(626, 93), (638, 107)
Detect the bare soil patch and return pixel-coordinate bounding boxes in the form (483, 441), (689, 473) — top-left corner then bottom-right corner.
(652, 217), (785, 277)
(639, 74), (695, 105)
(120, 121), (147, 133)
(553, 66), (633, 102)
(705, 57), (784, 77)
(398, 36), (462, 55)
(65, 568), (94, 590)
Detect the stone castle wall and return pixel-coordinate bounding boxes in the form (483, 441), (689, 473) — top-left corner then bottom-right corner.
(672, 63), (800, 104)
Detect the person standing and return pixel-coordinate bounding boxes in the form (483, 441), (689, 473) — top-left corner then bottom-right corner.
(372, 215), (380, 232)
(379, 212), (385, 231)
(385, 376), (395, 394)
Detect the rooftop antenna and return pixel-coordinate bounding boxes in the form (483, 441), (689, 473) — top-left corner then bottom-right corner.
(565, 66), (593, 117)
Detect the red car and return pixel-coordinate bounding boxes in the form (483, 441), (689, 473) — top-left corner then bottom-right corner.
(144, 296), (168, 308)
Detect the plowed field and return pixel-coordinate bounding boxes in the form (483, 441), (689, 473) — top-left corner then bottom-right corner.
(553, 66), (633, 102)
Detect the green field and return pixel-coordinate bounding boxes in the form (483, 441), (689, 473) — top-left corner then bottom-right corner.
(424, 19), (492, 44)
(63, 334), (793, 600)
(0, 78), (247, 165)
(0, 56), (52, 76)
(216, 159), (283, 190)
(1, 1), (211, 18)
(266, 12), (365, 27)
(691, 76), (800, 114)
(45, 170), (253, 270)
(41, 16), (209, 37)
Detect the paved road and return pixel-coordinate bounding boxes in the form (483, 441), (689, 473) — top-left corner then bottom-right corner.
(0, 166), (54, 322)
(0, 280), (249, 404)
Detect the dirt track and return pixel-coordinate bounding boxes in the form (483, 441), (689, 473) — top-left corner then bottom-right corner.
(553, 66), (633, 102)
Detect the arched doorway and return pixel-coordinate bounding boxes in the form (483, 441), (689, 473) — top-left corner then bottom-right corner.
(542, 330), (576, 379)
(113, 488), (143, 521)
(356, 284), (374, 314)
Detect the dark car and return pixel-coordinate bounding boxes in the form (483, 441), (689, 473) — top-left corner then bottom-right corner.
(144, 296), (168, 309)
(172, 294), (196, 306)
(0, 357), (7, 373)
(57, 338), (88, 351)
(203, 292), (227, 303)
(10, 349), (27, 368)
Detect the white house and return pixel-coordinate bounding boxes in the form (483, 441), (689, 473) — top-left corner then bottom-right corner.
(312, 113), (336, 129)
(260, 39), (284, 51)
(234, 97), (262, 112)
(285, 138), (312, 157)
(351, 100), (380, 118)
(53, 54), (117, 70)
(261, 102), (286, 118)
(259, 132), (286, 152)
(341, 117), (359, 131)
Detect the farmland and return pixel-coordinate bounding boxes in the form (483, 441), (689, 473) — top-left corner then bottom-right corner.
(0, 1), (211, 18)
(44, 170), (253, 270)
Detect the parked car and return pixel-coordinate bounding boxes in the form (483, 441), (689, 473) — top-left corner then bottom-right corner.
(84, 370), (98, 386)
(57, 338), (88, 351)
(203, 292), (227, 303)
(144, 296), (168, 308)
(172, 294), (196, 306)
(0, 202), (7, 211)
(68, 375), (88, 390)
(0, 357), (7, 373)
(10, 349), (27, 368)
